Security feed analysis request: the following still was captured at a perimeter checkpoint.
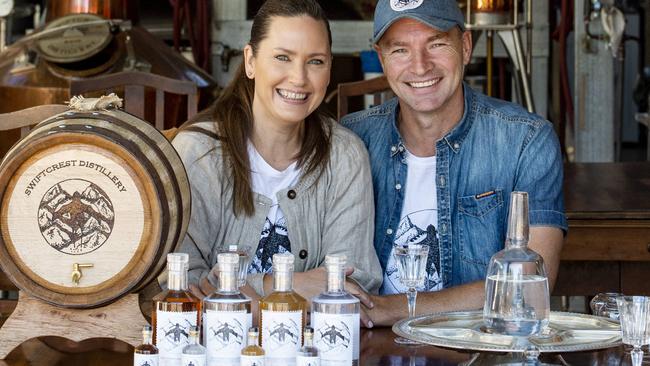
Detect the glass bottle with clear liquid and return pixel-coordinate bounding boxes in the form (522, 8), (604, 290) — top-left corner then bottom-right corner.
(241, 327), (265, 366)
(296, 327), (320, 366)
(203, 252), (252, 366)
(181, 326), (207, 366)
(311, 254), (359, 365)
(483, 191), (550, 337)
(134, 325), (159, 366)
(259, 252), (307, 366)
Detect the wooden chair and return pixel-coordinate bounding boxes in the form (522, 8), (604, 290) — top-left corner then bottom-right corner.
(330, 75), (393, 120)
(70, 71), (198, 131)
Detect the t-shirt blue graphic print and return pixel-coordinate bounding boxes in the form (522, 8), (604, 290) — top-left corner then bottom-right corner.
(381, 152), (443, 295)
(249, 214), (291, 274)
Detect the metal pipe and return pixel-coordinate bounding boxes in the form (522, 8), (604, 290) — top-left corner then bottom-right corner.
(487, 30), (494, 96)
(526, 0), (533, 77)
(512, 28), (535, 112)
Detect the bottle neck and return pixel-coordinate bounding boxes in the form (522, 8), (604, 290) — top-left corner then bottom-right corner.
(326, 266), (345, 293)
(247, 334), (259, 347)
(142, 332), (152, 345)
(168, 269), (188, 291)
(273, 270), (293, 292)
(188, 333), (199, 345)
(505, 238), (528, 249)
(218, 270), (239, 293)
(304, 335), (313, 347)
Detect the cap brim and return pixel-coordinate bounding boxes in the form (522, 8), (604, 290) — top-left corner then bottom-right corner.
(373, 14), (459, 44)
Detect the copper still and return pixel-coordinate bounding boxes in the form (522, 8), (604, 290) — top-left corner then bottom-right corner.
(0, 0), (218, 156)
(461, 0), (515, 25)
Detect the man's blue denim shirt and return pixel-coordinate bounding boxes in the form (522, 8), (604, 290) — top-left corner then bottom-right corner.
(341, 84), (568, 288)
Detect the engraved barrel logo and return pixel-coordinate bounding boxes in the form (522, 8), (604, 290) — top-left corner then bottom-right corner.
(38, 179), (115, 255)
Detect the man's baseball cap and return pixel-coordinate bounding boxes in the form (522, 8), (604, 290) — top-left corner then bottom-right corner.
(373, 0), (466, 44)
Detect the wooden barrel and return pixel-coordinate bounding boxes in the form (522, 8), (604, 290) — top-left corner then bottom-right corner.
(0, 109), (190, 308)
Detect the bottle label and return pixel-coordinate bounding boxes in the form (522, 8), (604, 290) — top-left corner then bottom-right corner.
(296, 355), (320, 366)
(134, 353), (159, 366)
(240, 355), (265, 366)
(204, 310), (251, 362)
(181, 353), (206, 366)
(312, 312), (359, 364)
(261, 310), (302, 360)
(155, 310), (198, 360)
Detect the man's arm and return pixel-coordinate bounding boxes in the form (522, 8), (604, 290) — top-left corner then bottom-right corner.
(365, 226), (563, 327)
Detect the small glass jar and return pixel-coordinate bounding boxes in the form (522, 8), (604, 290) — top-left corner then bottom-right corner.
(590, 292), (623, 320)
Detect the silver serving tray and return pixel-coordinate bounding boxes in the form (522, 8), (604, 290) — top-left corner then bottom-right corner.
(393, 311), (621, 353)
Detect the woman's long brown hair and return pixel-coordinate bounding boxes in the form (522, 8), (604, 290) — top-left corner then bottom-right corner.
(213, 0), (332, 217)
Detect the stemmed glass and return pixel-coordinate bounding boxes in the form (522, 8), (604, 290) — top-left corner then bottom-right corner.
(219, 244), (253, 287)
(393, 243), (429, 345)
(616, 296), (650, 366)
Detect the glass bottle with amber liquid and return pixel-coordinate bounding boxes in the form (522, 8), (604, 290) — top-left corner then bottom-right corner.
(152, 253), (202, 366)
(240, 327), (265, 366)
(259, 252), (307, 366)
(203, 252), (252, 366)
(134, 325), (159, 366)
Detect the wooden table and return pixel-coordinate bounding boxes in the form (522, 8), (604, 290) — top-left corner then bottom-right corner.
(555, 162), (650, 296)
(0, 327), (627, 365)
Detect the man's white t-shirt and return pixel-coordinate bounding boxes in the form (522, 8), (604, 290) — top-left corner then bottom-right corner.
(380, 150), (443, 295)
(247, 143), (300, 274)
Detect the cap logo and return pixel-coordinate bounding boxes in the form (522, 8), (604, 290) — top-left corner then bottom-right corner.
(390, 0), (424, 12)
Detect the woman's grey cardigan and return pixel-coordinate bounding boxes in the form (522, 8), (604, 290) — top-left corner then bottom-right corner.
(168, 119), (382, 296)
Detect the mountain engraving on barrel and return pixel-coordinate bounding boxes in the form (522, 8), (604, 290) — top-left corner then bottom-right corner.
(38, 179), (115, 255)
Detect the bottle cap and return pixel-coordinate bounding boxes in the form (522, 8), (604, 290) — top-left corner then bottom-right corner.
(325, 254), (346, 267)
(167, 253), (189, 272)
(272, 252), (295, 271)
(217, 252), (240, 272)
(304, 327), (314, 339)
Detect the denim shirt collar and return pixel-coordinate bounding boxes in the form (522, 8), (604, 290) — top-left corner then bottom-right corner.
(387, 83), (476, 157)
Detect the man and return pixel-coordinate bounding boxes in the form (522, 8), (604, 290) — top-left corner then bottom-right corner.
(342, 0), (566, 327)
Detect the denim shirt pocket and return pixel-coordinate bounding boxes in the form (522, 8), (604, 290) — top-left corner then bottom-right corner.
(457, 189), (505, 283)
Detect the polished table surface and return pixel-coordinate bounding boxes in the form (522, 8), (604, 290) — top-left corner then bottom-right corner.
(0, 327), (629, 365)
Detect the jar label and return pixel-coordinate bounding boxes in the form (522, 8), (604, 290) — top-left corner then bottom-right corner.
(240, 355), (265, 366)
(204, 310), (251, 361)
(155, 311), (197, 360)
(312, 312), (359, 363)
(134, 353), (159, 366)
(296, 355), (320, 366)
(181, 354), (206, 366)
(261, 310), (302, 360)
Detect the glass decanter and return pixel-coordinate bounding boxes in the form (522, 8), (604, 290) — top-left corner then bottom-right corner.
(483, 191), (550, 337)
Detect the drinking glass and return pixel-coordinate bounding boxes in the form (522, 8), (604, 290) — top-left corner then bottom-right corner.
(219, 244), (252, 287)
(616, 296), (650, 366)
(393, 243), (429, 345)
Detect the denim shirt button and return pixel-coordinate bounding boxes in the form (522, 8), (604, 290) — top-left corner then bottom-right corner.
(386, 228), (393, 235)
(390, 145), (397, 153)
(441, 223), (447, 233)
(439, 176), (446, 187)
(398, 145), (405, 152)
(395, 183), (402, 190)
(453, 143), (460, 149)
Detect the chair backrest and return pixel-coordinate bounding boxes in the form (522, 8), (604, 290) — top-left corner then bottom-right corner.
(336, 75), (393, 120)
(69, 71), (198, 131)
(0, 105), (69, 136)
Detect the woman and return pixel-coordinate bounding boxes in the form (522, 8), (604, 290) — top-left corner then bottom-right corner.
(172, 0), (381, 307)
